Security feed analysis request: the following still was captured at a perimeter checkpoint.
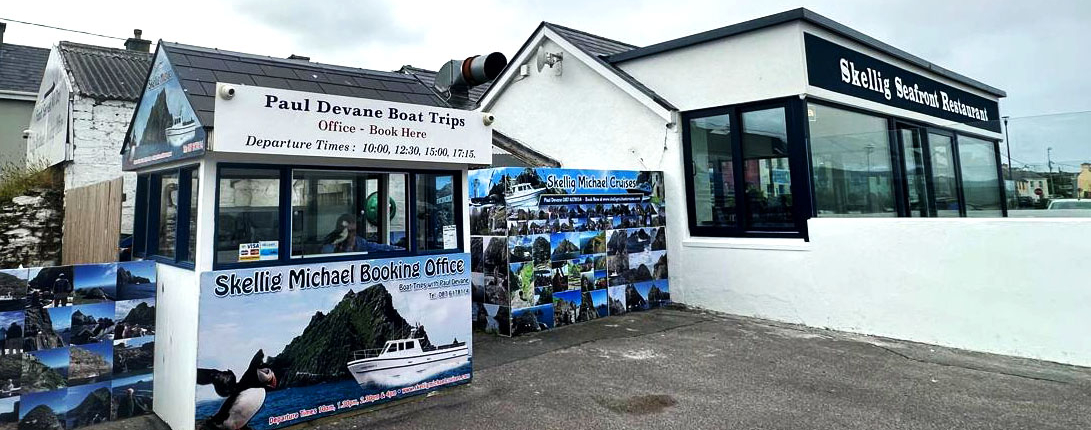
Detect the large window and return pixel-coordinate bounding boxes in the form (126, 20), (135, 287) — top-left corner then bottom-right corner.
(214, 165), (461, 267)
(809, 105), (896, 217)
(133, 165), (198, 266)
(682, 100), (807, 237)
(958, 136), (1004, 217)
(290, 170), (408, 258)
(687, 114), (735, 227)
(216, 168), (281, 264)
(681, 98), (1006, 239)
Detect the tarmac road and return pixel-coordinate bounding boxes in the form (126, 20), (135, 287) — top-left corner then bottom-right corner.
(114, 307), (1091, 429)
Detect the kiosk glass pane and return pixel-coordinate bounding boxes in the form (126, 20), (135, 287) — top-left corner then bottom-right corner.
(416, 173), (457, 251)
(216, 168), (281, 263)
(808, 105), (896, 217)
(157, 172), (179, 258)
(929, 133), (961, 217)
(741, 107), (793, 228)
(290, 170), (407, 258)
(185, 174), (199, 262)
(958, 136), (1003, 217)
(688, 114), (736, 227)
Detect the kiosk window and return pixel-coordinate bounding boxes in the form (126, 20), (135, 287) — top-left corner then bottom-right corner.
(216, 168), (281, 264)
(958, 136), (1003, 217)
(290, 170), (407, 258)
(156, 172), (180, 258)
(687, 114), (735, 227)
(185, 174), (199, 263)
(416, 173), (457, 251)
(741, 107), (794, 228)
(808, 105), (896, 217)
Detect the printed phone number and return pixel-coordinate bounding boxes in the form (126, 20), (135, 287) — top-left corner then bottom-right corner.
(429, 288), (470, 300)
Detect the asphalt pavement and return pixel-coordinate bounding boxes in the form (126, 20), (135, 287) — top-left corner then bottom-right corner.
(108, 306), (1091, 429)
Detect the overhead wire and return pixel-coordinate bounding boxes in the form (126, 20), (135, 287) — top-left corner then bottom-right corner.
(0, 17), (126, 41)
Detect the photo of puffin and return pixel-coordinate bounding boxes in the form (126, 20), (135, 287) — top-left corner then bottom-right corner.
(197, 349), (278, 430)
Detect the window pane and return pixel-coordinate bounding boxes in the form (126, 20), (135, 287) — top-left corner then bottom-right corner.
(901, 129), (930, 217)
(216, 168), (280, 263)
(808, 105), (895, 217)
(290, 170), (406, 258)
(157, 172), (179, 258)
(687, 114), (736, 227)
(742, 107), (793, 228)
(928, 133), (961, 217)
(416, 173), (457, 251)
(958, 136), (1003, 217)
(185, 173), (199, 263)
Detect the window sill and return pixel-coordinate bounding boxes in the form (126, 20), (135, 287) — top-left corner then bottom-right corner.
(682, 237), (811, 251)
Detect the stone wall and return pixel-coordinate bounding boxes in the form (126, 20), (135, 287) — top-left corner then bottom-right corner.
(0, 187), (63, 268)
(68, 97), (137, 234)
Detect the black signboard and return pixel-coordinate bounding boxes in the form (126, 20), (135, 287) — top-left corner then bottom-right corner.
(804, 33), (1001, 133)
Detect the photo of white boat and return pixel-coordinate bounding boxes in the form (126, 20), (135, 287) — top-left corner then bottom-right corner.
(505, 182), (546, 207)
(165, 115), (198, 147)
(346, 326), (469, 388)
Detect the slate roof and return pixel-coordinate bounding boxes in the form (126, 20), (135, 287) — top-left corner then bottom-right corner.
(0, 42), (49, 94)
(545, 23), (637, 57)
(160, 42), (448, 128)
(57, 42), (153, 101)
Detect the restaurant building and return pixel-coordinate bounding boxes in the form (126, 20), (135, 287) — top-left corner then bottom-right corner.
(477, 9), (1091, 366)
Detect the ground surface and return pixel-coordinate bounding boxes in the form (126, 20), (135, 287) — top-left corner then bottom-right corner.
(105, 307), (1091, 429)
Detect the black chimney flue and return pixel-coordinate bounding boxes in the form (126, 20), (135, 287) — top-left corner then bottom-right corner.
(124, 29), (150, 52)
(0, 22), (6, 46)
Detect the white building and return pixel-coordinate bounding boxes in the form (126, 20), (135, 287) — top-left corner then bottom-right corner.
(478, 9), (1091, 366)
(26, 33), (153, 234)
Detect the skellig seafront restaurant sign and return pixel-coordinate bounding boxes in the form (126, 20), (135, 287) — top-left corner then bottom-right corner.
(121, 42), (491, 430)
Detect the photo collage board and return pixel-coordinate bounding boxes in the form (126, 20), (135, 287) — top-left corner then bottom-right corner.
(470, 168), (669, 337)
(0, 261), (156, 429)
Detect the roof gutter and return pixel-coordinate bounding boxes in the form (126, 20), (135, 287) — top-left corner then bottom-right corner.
(0, 89), (37, 101)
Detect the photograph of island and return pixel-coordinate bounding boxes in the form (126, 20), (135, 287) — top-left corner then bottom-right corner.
(0, 270), (27, 312)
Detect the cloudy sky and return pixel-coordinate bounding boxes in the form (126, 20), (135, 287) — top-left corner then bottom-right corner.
(3, 1), (1088, 165)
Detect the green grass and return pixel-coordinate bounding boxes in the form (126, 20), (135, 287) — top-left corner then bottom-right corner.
(0, 160), (56, 202)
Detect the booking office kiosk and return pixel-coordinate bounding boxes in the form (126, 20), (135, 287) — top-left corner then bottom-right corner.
(123, 43), (492, 430)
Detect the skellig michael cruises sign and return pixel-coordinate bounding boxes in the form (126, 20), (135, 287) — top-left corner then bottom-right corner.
(213, 84), (492, 164)
(804, 33), (1001, 133)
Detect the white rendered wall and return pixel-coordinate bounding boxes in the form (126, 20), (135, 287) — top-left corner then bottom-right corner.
(614, 22), (808, 112)
(677, 218), (1091, 367)
(67, 97), (138, 233)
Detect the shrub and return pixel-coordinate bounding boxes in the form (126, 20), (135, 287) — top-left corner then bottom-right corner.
(0, 161), (57, 202)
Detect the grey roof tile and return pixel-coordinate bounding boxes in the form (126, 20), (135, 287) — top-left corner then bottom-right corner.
(156, 42), (448, 129)
(0, 43), (49, 93)
(180, 79), (206, 96)
(57, 42), (152, 101)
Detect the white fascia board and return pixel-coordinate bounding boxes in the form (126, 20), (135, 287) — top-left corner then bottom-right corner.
(0, 90), (37, 101)
(478, 27), (674, 122)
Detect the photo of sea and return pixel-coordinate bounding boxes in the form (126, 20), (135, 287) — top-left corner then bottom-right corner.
(73, 264), (118, 304)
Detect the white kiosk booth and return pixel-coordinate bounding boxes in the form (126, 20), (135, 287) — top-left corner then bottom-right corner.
(122, 43), (493, 430)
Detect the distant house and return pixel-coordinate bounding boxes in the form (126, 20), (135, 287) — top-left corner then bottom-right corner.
(1078, 163), (1091, 199)
(1011, 169), (1050, 201)
(25, 32), (153, 234)
(0, 22), (49, 167)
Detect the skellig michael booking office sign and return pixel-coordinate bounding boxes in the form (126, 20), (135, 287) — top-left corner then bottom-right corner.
(468, 168), (669, 337)
(194, 84), (488, 429)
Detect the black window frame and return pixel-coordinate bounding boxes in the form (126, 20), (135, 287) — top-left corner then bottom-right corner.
(212, 163), (465, 270)
(682, 97), (1007, 240)
(133, 164), (199, 269)
(681, 96), (812, 239)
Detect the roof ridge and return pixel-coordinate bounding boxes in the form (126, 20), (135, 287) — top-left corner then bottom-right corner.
(160, 41), (406, 80)
(59, 41), (151, 57)
(542, 22), (639, 50)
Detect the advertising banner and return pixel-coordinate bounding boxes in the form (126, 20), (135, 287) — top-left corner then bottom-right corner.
(212, 84), (492, 165)
(0, 261), (157, 429)
(195, 254), (472, 429)
(469, 168), (669, 337)
(26, 49), (72, 167)
(124, 49), (207, 170)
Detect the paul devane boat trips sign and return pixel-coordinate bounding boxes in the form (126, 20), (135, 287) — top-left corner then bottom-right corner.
(194, 255), (472, 429)
(213, 84), (492, 164)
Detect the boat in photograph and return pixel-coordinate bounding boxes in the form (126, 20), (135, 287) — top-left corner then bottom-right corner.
(165, 115), (198, 146)
(346, 330), (469, 387)
(506, 182), (546, 207)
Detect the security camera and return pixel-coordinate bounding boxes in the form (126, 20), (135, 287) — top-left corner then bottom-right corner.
(22, 129), (31, 139)
(482, 113), (496, 126)
(219, 84), (237, 100)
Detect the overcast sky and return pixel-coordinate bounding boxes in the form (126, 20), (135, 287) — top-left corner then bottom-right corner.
(3, 0), (1088, 165)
